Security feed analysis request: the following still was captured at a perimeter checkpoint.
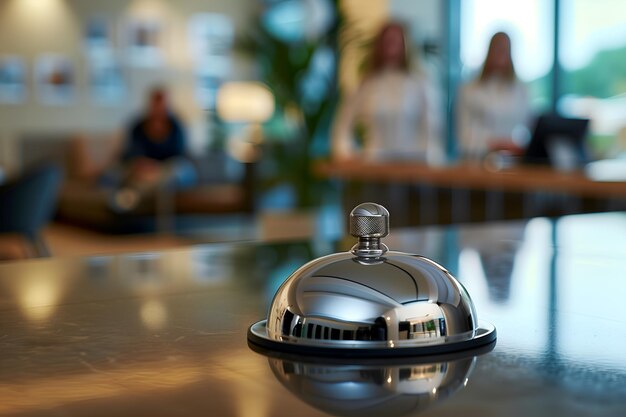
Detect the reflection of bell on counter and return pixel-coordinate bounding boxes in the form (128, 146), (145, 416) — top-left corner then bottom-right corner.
(252, 345), (493, 417)
(248, 203), (496, 357)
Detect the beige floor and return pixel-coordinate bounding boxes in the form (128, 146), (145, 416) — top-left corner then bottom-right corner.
(43, 223), (197, 258)
(1, 210), (321, 261)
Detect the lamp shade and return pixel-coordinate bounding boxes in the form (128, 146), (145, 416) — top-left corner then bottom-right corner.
(216, 82), (275, 123)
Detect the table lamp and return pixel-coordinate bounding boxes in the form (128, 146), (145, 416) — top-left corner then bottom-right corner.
(216, 81), (275, 162)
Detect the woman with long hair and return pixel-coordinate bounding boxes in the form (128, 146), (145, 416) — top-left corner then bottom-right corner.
(332, 22), (441, 163)
(457, 32), (531, 161)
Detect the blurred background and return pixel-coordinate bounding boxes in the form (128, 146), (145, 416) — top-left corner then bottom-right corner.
(0, 0), (625, 260)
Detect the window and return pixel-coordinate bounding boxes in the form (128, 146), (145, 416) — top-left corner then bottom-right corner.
(559, 0), (626, 156)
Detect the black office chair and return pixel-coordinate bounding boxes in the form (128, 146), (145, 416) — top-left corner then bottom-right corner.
(0, 164), (62, 257)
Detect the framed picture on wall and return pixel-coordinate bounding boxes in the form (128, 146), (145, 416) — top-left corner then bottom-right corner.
(35, 54), (76, 105)
(188, 13), (235, 59)
(124, 18), (164, 67)
(88, 53), (125, 105)
(195, 56), (231, 110)
(84, 15), (113, 58)
(188, 14), (234, 109)
(0, 56), (26, 104)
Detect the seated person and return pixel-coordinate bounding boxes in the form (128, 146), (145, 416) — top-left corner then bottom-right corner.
(102, 87), (197, 211)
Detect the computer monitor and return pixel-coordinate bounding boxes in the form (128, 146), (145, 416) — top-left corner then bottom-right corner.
(524, 114), (590, 168)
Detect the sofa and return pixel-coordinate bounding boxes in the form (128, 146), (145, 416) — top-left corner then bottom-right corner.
(21, 133), (255, 233)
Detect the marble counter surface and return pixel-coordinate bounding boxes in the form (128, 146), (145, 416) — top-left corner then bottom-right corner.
(1, 212), (625, 416)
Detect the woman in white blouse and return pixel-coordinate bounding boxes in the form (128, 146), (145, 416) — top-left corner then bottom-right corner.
(457, 32), (531, 161)
(332, 22), (441, 164)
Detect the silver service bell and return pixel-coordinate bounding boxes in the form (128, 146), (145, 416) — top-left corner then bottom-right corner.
(248, 203), (496, 357)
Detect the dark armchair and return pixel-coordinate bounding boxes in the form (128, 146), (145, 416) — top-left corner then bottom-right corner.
(0, 164), (62, 257)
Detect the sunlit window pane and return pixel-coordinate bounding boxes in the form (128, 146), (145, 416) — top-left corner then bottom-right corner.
(559, 0), (626, 155)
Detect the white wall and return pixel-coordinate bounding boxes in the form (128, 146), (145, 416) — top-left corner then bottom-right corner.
(389, 0), (441, 42)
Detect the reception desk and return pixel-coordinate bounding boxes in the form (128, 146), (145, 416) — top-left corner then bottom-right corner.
(313, 159), (626, 224)
(0, 212), (625, 416)
(314, 159), (626, 197)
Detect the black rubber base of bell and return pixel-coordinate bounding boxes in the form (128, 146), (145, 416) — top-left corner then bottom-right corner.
(247, 320), (496, 358)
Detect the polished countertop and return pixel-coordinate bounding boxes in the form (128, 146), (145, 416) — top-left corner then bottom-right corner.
(1, 212), (625, 416)
(313, 159), (626, 198)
